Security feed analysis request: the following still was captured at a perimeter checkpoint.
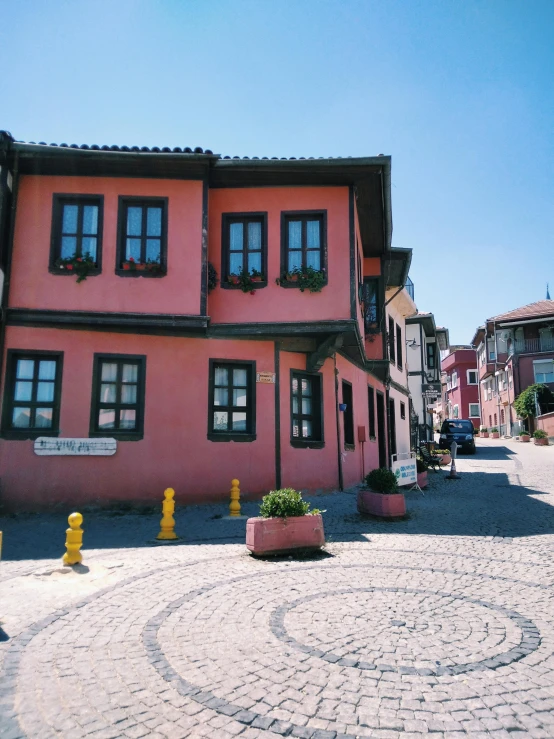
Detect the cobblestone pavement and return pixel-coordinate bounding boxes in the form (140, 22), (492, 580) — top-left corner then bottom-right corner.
(1, 438), (554, 738)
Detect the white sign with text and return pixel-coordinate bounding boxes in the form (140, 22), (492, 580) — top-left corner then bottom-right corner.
(34, 437), (117, 456)
(391, 453), (417, 485)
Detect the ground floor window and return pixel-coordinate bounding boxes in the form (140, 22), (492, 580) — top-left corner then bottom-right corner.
(400, 401), (406, 420)
(342, 380), (354, 449)
(291, 371), (323, 446)
(1, 351), (63, 438)
(90, 355), (146, 439)
(468, 403), (480, 418)
(209, 360), (256, 441)
(368, 386), (376, 438)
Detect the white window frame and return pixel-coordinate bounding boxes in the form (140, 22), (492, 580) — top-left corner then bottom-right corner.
(467, 369), (478, 385)
(453, 404), (459, 418)
(468, 403), (480, 418)
(533, 359), (554, 384)
(452, 371), (458, 388)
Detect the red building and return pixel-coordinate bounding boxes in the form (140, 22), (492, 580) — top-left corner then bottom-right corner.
(0, 131), (413, 511)
(440, 347), (479, 428)
(472, 300), (554, 435)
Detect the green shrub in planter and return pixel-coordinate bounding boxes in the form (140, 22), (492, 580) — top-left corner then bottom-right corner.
(480, 426), (488, 432)
(520, 431), (530, 437)
(416, 457), (428, 473)
(259, 488), (320, 518)
(490, 427), (499, 433)
(365, 468), (398, 494)
(533, 429), (548, 439)
(434, 448), (451, 455)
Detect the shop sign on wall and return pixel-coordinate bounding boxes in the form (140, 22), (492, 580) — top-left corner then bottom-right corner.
(256, 372), (276, 384)
(34, 438), (117, 456)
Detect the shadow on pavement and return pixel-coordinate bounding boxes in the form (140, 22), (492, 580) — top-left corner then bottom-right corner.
(1, 443), (553, 561)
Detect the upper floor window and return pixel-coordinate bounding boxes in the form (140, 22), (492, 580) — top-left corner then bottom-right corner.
(280, 211), (327, 284)
(534, 360), (554, 384)
(452, 371), (458, 388)
(90, 355), (146, 440)
(467, 370), (478, 385)
(468, 403), (480, 418)
(362, 278), (380, 332)
(291, 371), (323, 447)
(222, 213), (267, 288)
(388, 317), (396, 363)
(426, 342), (436, 369)
(208, 360), (256, 442)
(396, 325), (403, 370)
(487, 339), (496, 361)
(1, 351), (63, 439)
(50, 195), (103, 275)
(117, 198), (167, 276)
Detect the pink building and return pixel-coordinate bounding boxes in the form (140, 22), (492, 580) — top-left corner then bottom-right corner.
(472, 300), (554, 435)
(441, 347), (479, 429)
(0, 131), (413, 511)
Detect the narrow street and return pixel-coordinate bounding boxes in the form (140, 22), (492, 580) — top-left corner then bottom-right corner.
(1, 438), (554, 738)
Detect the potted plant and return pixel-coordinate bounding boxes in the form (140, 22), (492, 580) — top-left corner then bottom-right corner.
(55, 252), (96, 283)
(416, 457), (428, 489)
(435, 448), (452, 465)
(533, 429), (549, 446)
(276, 266), (326, 293)
(480, 426), (489, 438)
(246, 488), (324, 556)
(357, 468), (406, 517)
(490, 427), (500, 439)
(122, 257), (146, 271)
(146, 258), (162, 273)
(228, 268), (265, 293)
(520, 431), (531, 443)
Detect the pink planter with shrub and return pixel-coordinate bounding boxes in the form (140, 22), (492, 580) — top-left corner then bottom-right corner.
(246, 514), (324, 556)
(417, 471), (428, 489)
(357, 490), (406, 517)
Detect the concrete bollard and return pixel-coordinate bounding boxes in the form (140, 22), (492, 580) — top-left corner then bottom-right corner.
(63, 512), (84, 565)
(157, 488), (179, 540)
(229, 479), (241, 517)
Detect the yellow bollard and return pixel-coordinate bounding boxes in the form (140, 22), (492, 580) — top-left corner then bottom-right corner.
(63, 512), (83, 566)
(156, 488), (178, 540)
(229, 479), (241, 517)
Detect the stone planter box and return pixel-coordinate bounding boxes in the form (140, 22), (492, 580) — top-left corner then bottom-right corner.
(534, 437), (549, 446)
(490, 432), (500, 439)
(480, 432), (489, 438)
(417, 471), (428, 489)
(246, 514), (324, 556)
(357, 490), (406, 517)
(520, 435), (531, 443)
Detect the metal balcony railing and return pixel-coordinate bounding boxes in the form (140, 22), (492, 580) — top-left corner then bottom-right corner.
(512, 337), (554, 355)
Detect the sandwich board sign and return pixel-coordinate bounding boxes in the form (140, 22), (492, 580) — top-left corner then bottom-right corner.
(391, 453), (417, 486)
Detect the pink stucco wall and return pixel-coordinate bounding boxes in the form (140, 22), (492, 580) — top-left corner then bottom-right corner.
(0, 326), (380, 510)
(207, 187), (350, 324)
(0, 326), (276, 510)
(11, 175), (204, 316)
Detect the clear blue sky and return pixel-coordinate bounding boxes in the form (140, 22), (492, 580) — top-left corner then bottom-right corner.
(1, 0), (552, 344)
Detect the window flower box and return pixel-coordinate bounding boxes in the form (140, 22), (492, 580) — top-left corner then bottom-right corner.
(54, 253), (97, 283)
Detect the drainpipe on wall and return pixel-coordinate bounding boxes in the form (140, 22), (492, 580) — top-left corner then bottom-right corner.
(333, 354), (343, 491)
(0, 151), (19, 409)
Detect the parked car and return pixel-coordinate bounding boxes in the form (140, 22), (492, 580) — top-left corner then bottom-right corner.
(439, 419), (476, 454)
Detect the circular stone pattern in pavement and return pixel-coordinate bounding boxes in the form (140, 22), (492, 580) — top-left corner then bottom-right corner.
(7, 547), (554, 739)
(270, 586), (540, 676)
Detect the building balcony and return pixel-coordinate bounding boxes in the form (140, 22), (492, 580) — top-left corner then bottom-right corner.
(512, 338), (554, 355)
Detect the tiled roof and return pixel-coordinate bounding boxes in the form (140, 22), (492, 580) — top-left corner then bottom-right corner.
(3, 133), (388, 161)
(490, 300), (554, 322)
(15, 140), (215, 155)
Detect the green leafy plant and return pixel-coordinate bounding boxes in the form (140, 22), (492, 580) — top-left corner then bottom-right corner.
(208, 262), (218, 291)
(434, 448), (451, 455)
(276, 266), (326, 293)
(416, 457), (428, 473)
(520, 431), (530, 437)
(514, 383), (554, 419)
(55, 252), (96, 283)
(259, 488), (320, 519)
(533, 429), (548, 439)
(229, 268), (264, 293)
(365, 468), (398, 494)
(480, 426), (488, 432)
